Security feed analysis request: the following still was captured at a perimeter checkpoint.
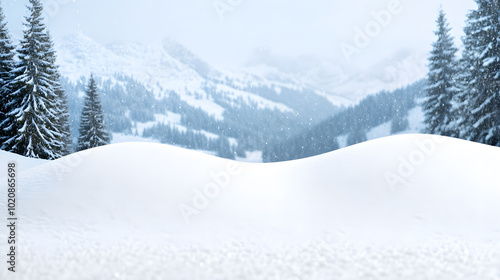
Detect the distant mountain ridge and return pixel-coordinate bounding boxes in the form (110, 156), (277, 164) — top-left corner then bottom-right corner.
(54, 33), (427, 161)
(55, 33), (337, 118)
(54, 33), (341, 160)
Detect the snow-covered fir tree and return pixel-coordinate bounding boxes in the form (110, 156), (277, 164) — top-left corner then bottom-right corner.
(391, 108), (409, 134)
(451, 9), (481, 140)
(347, 128), (367, 146)
(56, 85), (73, 154)
(423, 9), (459, 137)
(3, 0), (67, 159)
(43, 32), (72, 155)
(459, 0), (500, 146)
(216, 137), (234, 159)
(0, 4), (16, 147)
(77, 75), (110, 151)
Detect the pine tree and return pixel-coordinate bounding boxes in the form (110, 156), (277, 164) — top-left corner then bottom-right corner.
(43, 32), (72, 155)
(423, 9), (459, 137)
(77, 75), (109, 151)
(216, 136), (234, 159)
(347, 127), (367, 146)
(451, 6), (483, 140)
(57, 87), (73, 154)
(391, 108), (409, 134)
(3, 0), (65, 159)
(0, 4), (17, 148)
(461, 0), (500, 146)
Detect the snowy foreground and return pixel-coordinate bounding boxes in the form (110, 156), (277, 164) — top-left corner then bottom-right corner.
(1, 134), (500, 279)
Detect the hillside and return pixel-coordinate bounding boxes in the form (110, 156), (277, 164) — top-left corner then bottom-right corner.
(1, 135), (499, 279)
(264, 80), (427, 162)
(53, 34), (430, 161)
(55, 34), (341, 159)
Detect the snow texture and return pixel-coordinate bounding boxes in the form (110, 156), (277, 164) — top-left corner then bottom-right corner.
(0, 135), (499, 279)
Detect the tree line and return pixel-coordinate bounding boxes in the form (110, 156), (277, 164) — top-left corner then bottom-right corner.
(265, 1), (500, 162)
(262, 81), (425, 162)
(424, 3), (500, 146)
(0, 0), (109, 160)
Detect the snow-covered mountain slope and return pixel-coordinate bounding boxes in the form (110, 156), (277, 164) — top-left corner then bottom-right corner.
(330, 51), (428, 103)
(56, 34), (221, 116)
(339, 105), (426, 149)
(56, 33), (340, 157)
(1, 135), (499, 279)
(245, 49), (428, 105)
(55, 33), (335, 118)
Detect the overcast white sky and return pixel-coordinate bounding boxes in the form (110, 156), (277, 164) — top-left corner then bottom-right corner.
(2, 0), (476, 71)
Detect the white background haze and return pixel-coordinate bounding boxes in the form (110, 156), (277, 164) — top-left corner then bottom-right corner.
(2, 0), (475, 72)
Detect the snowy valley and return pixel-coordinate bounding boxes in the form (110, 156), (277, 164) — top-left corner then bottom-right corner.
(53, 34), (427, 161)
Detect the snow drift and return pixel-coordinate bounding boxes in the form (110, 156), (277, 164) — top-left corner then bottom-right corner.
(1, 134), (499, 279)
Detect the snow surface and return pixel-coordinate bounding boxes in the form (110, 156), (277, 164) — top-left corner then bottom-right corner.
(0, 150), (46, 172)
(111, 133), (161, 145)
(236, 151), (263, 163)
(1, 135), (500, 279)
(134, 112), (183, 136)
(215, 84), (292, 112)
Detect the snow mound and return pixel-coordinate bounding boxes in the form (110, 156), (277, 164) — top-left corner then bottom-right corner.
(0, 150), (46, 172)
(1, 134), (500, 279)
